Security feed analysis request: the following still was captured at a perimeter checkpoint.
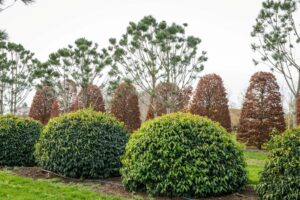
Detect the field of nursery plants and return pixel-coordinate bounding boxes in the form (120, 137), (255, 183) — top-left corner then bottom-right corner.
(0, 0), (299, 199)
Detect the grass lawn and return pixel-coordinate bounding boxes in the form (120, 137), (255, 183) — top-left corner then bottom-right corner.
(0, 170), (123, 200)
(243, 150), (268, 185)
(0, 150), (267, 199)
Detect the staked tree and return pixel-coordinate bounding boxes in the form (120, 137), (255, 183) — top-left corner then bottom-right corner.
(28, 86), (54, 124)
(111, 82), (141, 132)
(190, 74), (231, 131)
(46, 38), (111, 113)
(237, 72), (286, 149)
(251, 0), (300, 126)
(107, 16), (207, 117)
(72, 84), (105, 112)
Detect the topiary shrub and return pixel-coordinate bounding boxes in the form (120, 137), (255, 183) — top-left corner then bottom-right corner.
(0, 115), (42, 166)
(121, 112), (247, 198)
(35, 109), (129, 179)
(256, 128), (300, 200)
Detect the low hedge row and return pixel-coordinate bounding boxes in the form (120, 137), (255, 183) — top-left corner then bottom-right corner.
(0, 115), (42, 166)
(0, 110), (298, 199)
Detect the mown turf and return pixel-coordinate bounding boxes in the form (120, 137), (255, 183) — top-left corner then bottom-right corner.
(0, 171), (123, 200)
(243, 150), (268, 185)
(0, 150), (267, 199)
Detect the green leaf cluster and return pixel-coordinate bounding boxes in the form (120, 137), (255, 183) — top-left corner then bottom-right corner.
(35, 109), (129, 179)
(0, 115), (42, 166)
(256, 127), (300, 200)
(121, 112), (247, 198)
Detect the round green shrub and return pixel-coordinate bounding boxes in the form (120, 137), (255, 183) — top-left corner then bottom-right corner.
(256, 128), (300, 200)
(121, 112), (247, 198)
(0, 115), (42, 166)
(35, 109), (129, 179)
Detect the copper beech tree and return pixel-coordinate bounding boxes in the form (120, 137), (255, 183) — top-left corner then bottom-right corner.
(237, 72), (286, 149)
(146, 83), (193, 120)
(111, 82), (141, 132)
(190, 74), (231, 131)
(29, 86), (55, 124)
(71, 84), (105, 112)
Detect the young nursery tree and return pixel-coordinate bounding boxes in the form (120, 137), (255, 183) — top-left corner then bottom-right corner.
(146, 83), (192, 120)
(46, 38), (111, 113)
(111, 82), (141, 132)
(0, 42), (39, 114)
(237, 72), (286, 149)
(107, 16), (207, 117)
(29, 86), (54, 124)
(190, 74), (231, 131)
(72, 84), (105, 112)
(251, 0), (300, 126)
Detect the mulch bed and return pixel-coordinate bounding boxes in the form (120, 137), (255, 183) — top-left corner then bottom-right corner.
(3, 167), (258, 200)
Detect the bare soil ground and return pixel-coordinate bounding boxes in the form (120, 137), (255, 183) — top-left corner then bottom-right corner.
(9, 167), (258, 200)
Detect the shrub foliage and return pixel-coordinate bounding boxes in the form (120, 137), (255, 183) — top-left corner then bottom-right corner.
(256, 128), (300, 200)
(121, 112), (247, 198)
(35, 109), (129, 179)
(0, 115), (42, 166)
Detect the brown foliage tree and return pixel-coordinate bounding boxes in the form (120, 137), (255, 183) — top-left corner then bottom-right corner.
(111, 82), (141, 132)
(29, 86), (54, 124)
(50, 98), (60, 118)
(237, 72), (286, 149)
(72, 84), (105, 112)
(190, 74), (231, 131)
(146, 83), (192, 120)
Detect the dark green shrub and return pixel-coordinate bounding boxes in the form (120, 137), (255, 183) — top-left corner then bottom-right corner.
(256, 128), (300, 200)
(121, 112), (247, 198)
(35, 109), (129, 179)
(0, 115), (42, 166)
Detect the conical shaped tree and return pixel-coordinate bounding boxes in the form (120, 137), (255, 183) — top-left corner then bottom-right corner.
(111, 82), (141, 132)
(50, 98), (60, 118)
(72, 84), (105, 112)
(29, 86), (54, 124)
(237, 72), (286, 149)
(146, 83), (192, 120)
(190, 74), (231, 131)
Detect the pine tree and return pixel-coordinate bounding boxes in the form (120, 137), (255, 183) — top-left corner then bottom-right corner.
(111, 82), (141, 132)
(29, 86), (54, 124)
(190, 74), (231, 131)
(237, 72), (286, 149)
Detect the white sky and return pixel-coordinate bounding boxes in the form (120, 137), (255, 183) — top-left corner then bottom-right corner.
(0, 0), (289, 108)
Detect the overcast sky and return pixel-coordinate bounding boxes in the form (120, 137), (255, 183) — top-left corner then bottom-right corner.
(1, 0), (287, 108)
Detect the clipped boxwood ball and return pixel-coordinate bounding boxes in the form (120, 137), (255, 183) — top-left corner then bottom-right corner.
(0, 115), (42, 166)
(256, 128), (300, 200)
(121, 112), (247, 198)
(35, 109), (129, 179)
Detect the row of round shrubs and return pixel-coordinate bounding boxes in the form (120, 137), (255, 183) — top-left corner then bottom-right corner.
(0, 109), (298, 198)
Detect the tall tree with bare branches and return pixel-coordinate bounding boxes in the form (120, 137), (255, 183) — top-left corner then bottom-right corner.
(190, 74), (231, 131)
(237, 72), (286, 149)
